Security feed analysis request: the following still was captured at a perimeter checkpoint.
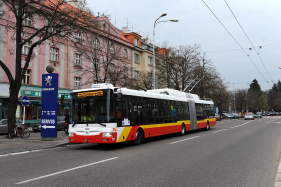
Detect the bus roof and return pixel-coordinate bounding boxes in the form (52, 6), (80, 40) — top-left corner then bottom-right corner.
(72, 84), (214, 105)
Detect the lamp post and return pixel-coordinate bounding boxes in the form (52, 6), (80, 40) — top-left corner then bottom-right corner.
(152, 14), (178, 89)
(246, 83), (249, 113)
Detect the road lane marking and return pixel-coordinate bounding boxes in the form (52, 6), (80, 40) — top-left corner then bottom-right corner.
(213, 129), (227, 133)
(16, 157), (118, 184)
(231, 122), (249, 128)
(170, 136), (200, 144)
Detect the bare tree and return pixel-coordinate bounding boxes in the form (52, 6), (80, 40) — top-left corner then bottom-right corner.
(156, 44), (201, 90)
(0, 0), (98, 137)
(73, 26), (134, 88)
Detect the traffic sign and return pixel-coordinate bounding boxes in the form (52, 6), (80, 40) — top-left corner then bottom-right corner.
(21, 96), (30, 106)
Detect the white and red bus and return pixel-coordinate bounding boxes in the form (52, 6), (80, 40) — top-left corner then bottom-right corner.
(68, 83), (216, 145)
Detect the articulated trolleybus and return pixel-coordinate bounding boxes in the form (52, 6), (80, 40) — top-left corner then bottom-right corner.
(68, 83), (216, 145)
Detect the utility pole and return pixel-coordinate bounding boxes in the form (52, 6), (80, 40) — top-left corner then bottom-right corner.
(233, 93), (236, 113)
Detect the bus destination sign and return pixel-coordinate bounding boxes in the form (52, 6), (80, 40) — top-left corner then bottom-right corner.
(78, 91), (103, 98)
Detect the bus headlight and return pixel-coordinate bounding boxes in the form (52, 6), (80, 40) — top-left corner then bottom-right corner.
(69, 133), (74, 137)
(102, 132), (113, 137)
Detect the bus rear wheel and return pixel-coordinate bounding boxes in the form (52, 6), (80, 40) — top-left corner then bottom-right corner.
(133, 129), (143, 146)
(180, 124), (185, 136)
(206, 122), (210, 131)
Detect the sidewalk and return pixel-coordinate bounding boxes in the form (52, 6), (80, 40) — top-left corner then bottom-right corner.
(0, 129), (69, 155)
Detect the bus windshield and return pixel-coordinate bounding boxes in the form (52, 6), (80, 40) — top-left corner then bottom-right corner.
(71, 89), (115, 124)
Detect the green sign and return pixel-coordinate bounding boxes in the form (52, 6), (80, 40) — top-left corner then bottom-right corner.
(22, 90), (71, 99)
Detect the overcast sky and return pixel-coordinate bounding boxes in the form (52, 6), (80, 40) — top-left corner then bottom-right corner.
(88, 0), (281, 91)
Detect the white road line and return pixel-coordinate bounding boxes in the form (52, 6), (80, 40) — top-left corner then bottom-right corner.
(16, 157), (118, 184)
(213, 129), (227, 133)
(170, 136), (200, 144)
(231, 122), (249, 128)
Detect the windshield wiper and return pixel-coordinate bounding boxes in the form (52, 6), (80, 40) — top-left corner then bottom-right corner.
(97, 123), (106, 127)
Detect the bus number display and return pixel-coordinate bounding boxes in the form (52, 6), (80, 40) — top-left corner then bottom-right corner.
(77, 91), (103, 98)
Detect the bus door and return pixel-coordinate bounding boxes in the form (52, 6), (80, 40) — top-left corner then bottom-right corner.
(188, 100), (197, 130)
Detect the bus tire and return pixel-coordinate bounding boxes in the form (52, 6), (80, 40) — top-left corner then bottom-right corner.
(133, 129), (143, 146)
(180, 124), (185, 136)
(206, 122), (210, 131)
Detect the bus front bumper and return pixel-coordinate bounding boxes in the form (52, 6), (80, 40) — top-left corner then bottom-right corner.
(68, 132), (117, 144)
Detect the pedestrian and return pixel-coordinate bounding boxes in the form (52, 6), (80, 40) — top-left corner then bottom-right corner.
(64, 114), (69, 135)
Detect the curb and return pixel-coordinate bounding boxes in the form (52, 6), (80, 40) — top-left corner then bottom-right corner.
(0, 141), (69, 156)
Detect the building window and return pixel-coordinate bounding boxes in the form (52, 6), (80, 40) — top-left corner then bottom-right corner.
(110, 44), (114, 54)
(75, 54), (81, 65)
(134, 53), (140, 64)
(75, 32), (82, 43)
(22, 40), (31, 55)
(123, 49), (127, 58)
(22, 69), (31, 84)
(50, 47), (59, 62)
(94, 58), (99, 69)
(134, 38), (139, 46)
(148, 56), (153, 66)
(109, 63), (115, 71)
(134, 70), (140, 80)
(155, 59), (160, 65)
(94, 38), (99, 49)
(123, 67), (128, 77)
(74, 77), (80, 89)
(23, 13), (32, 26)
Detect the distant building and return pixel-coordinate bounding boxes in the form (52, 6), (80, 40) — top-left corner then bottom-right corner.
(0, 0), (133, 125)
(122, 27), (168, 90)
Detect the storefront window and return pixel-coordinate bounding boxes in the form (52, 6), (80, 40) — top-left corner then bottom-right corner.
(25, 105), (37, 120)
(38, 109), (41, 119)
(58, 106), (64, 116)
(64, 109), (69, 116)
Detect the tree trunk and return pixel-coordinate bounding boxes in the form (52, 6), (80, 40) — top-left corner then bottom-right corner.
(7, 84), (20, 138)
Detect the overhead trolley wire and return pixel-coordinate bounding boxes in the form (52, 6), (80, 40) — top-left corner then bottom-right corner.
(223, 0), (274, 84)
(201, 0), (270, 86)
(206, 42), (281, 53)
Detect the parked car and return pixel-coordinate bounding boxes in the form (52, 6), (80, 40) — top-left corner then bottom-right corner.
(230, 113), (239, 119)
(0, 119), (23, 133)
(268, 112), (275, 116)
(255, 112), (262, 118)
(33, 116), (65, 132)
(244, 113), (255, 120)
(221, 113), (234, 119)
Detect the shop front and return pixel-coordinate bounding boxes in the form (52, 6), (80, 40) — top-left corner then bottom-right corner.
(0, 83), (10, 120)
(19, 88), (71, 127)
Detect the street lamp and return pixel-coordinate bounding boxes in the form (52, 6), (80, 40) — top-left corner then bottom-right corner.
(246, 83), (249, 113)
(152, 14), (178, 89)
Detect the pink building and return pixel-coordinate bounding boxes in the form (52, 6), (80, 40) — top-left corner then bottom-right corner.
(0, 0), (134, 125)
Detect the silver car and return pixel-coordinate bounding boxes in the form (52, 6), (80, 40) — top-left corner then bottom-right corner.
(244, 113), (254, 120)
(0, 119), (23, 133)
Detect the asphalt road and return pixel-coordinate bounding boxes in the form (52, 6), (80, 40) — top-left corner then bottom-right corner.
(1, 117), (281, 187)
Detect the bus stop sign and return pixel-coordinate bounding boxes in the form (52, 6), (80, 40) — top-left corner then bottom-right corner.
(21, 96), (30, 106)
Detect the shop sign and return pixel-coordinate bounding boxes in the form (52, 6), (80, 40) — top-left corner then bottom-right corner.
(23, 90), (71, 99)
(41, 73), (58, 138)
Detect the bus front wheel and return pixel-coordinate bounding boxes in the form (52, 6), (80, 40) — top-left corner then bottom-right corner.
(133, 129), (143, 146)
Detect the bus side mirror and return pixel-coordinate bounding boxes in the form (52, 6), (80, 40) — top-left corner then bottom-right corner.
(116, 92), (122, 102)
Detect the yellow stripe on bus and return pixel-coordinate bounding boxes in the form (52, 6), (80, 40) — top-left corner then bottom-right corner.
(117, 126), (132, 143)
(140, 120), (190, 129)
